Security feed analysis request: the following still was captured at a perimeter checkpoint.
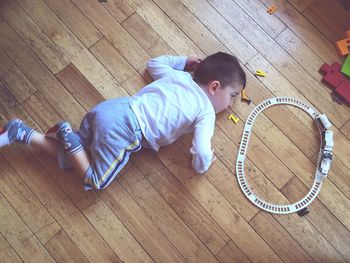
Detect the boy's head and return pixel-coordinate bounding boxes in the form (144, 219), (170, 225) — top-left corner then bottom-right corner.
(193, 52), (246, 113)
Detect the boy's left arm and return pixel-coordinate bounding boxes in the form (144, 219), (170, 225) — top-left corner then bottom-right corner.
(147, 55), (201, 80)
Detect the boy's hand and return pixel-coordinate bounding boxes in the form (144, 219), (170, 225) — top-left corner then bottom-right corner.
(211, 148), (217, 164)
(185, 56), (202, 72)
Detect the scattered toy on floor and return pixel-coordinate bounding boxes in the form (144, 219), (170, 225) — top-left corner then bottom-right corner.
(336, 30), (350, 56)
(341, 54), (350, 77)
(320, 62), (345, 88)
(255, 70), (266, 77)
(320, 62), (350, 105)
(267, 5), (277, 14)
(241, 89), (251, 105)
(228, 113), (239, 124)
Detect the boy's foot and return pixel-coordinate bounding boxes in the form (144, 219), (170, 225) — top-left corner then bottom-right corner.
(0, 119), (35, 148)
(46, 121), (82, 156)
(45, 121), (72, 141)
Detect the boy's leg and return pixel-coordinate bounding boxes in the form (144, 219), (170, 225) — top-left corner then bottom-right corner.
(0, 119), (61, 158)
(0, 119), (35, 147)
(48, 121), (90, 179)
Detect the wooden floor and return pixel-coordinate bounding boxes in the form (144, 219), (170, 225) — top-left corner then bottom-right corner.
(0, 0), (350, 262)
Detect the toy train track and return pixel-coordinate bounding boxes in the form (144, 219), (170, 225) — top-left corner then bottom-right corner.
(236, 97), (334, 214)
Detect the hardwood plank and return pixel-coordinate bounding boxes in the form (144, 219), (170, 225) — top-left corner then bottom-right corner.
(156, 144), (282, 263)
(42, 0), (103, 48)
(118, 165), (145, 188)
(317, 0), (350, 31)
(146, 166), (230, 255)
(245, 54), (320, 135)
(261, 0), (340, 63)
(0, 48), (36, 103)
(0, 194), (55, 263)
(150, 0), (232, 56)
(215, 240), (251, 263)
(36, 221), (90, 262)
(0, 234), (22, 263)
(2, 145), (79, 221)
(275, 28), (326, 82)
(229, 0), (287, 39)
(0, 154), (54, 233)
(161, 143), (346, 262)
(282, 176), (350, 261)
(303, 3), (344, 43)
(226, 95), (350, 230)
(16, 0), (126, 100)
(99, 182), (186, 263)
(327, 156), (350, 199)
(90, 38), (138, 84)
(32, 149), (101, 211)
(103, 0), (135, 23)
(58, 211), (122, 262)
(250, 212), (314, 263)
(72, 0), (150, 69)
(121, 13), (176, 57)
(56, 63), (105, 111)
(22, 91), (62, 131)
(245, 53), (350, 198)
(332, 129), (350, 170)
(125, 177), (219, 262)
(156, 0), (258, 62)
(215, 113), (296, 191)
(341, 120), (350, 140)
(0, 0), (69, 74)
(198, 0), (350, 128)
(128, 0), (205, 57)
(36, 222), (62, 244)
(0, 81), (39, 129)
(45, 229), (91, 263)
(287, 0), (314, 12)
(0, 16), (86, 125)
(130, 149), (166, 176)
(84, 199), (153, 263)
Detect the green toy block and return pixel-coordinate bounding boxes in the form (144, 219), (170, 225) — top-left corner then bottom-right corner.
(341, 54), (350, 77)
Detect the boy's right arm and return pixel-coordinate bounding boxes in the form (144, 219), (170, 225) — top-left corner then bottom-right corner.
(190, 114), (215, 174)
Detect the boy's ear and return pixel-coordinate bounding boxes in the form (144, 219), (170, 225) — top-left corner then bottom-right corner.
(208, 80), (221, 95)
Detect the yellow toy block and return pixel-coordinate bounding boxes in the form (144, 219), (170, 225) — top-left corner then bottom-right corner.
(228, 113), (239, 123)
(255, 70), (266, 77)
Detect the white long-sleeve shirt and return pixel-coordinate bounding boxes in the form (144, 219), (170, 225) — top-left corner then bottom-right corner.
(130, 55), (215, 173)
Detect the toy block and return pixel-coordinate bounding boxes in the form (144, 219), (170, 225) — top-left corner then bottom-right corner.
(341, 54), (350, 77)
(241, 89), (251, 104)
(336, 30), (350, 56)
(320, 62), (345, 89)
(267, 5), (277, 14)
(229, 113), (239, 123)
(255, 70), (266, 77)
(335, 80), (350, 104)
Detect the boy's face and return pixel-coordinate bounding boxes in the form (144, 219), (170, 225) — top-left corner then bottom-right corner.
(206, 81), (243, 113)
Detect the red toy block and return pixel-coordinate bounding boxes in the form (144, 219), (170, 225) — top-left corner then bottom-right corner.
(320, 62), (345, 88)
(336, 30), (350, 56)
(336, 80), (350, 104)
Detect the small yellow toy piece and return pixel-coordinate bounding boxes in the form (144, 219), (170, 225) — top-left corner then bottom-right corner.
(255, 70), (266, 77)
(241, 89), (251, 105)
(267, 5), (277, 14)
(228, 113), (239, 124)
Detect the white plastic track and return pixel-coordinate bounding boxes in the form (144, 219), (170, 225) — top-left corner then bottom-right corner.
(236, 97), (333, 214)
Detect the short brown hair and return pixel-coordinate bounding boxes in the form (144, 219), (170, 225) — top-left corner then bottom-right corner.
(193, 52), (246, 88)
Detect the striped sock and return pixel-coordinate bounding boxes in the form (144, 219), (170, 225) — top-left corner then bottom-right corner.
(53, 121), (83, 156)
(0, 119), (35, 148)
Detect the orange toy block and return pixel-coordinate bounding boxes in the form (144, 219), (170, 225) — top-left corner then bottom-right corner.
(336, 30), (350, 56)
(267, 5), (277, 14)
